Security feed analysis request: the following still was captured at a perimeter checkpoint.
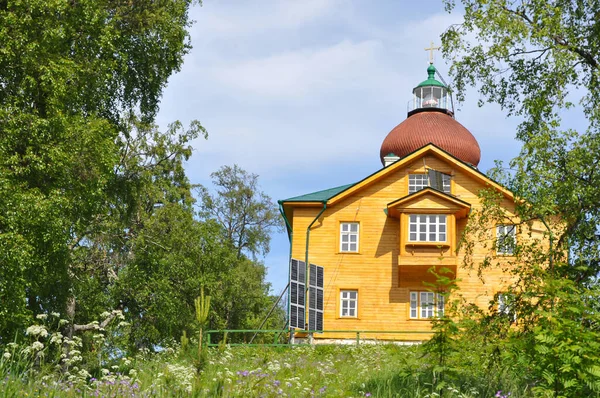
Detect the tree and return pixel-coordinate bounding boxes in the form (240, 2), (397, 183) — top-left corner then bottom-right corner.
(198, 165), (283, 259)
(0, 0), (199, 340)
(441, 1), (600, 394)
(442, 0), (600, 282)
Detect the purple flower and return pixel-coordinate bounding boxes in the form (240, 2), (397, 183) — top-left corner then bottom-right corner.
(365, 394), (372, 397)
(319, 386), (327, 393)
(274, 380), (280, 387)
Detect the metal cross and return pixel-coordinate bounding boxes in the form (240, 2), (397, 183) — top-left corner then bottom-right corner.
(425, 41), (441, 64)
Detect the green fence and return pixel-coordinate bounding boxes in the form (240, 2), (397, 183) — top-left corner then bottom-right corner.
(205, 329), (433, 347)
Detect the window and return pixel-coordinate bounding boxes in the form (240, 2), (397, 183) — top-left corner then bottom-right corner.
(340, 290), (358, 317)
(410, 292), (445, 319)
(496, 225), (516, 255)
(497, 293), (516, 322)
(408, 215), (447, 242)
(409, 174), (428, 194)
(408, 173), (451, 194)
(340, 222), (359, 252)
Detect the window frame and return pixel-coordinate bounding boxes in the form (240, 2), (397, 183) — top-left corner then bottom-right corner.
(408, 173), (451, 194)
(339, 290), (358, 318)
(339, 222), (359, 253)
(408, 214), (447, 243)
(497, 292), (517, 322)
(496, 224), (516, 255)
(410, 291), (445, 319)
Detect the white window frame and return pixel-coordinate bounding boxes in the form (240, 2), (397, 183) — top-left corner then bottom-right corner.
(408, 214), (447, 243)
(408, 173), (451, 194)
(442, 174), (451, 193)
(410, 291), (445, 319)
(408, 174), (429, 194)
(340, 222), (359, 252)
(496, 225), (516, 255)
(497, 293), (517, 322)
(340, 290), (358, 318)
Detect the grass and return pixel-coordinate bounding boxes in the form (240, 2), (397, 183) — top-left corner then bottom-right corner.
(1, 342), (529, 397)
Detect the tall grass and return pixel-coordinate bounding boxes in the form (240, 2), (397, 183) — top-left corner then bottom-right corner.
(1, 341), (530, 397)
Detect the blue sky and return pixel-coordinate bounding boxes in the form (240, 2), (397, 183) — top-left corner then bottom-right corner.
(155, 0), (524, 295)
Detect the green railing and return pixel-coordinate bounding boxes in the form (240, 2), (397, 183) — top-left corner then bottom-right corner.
(205, 329), (433, 347)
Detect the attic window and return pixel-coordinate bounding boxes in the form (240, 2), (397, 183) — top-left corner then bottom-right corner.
(408, 171), (451, 194)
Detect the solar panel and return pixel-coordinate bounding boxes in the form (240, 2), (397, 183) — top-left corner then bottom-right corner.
(427, 169), (451, 193)
(289, 259), (306, 329)
(308, 263), (324, 332)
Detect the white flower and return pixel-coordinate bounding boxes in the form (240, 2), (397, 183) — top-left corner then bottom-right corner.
(26, 325), (48, 338)
(36, 314), (48, 320)
(31, 341), (44, 351)
(50, 333), (63, 345)
(3, 352), (11, 360)
(118, 321), (129, 328)
(78, 369), (91, 379)
(101, 368), (110, 376)
(100, 311), (111, 318)
(51, 312), (60, 317)
(129, 369), (137, 376)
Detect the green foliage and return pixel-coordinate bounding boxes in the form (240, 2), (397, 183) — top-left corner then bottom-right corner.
(195, 286), (211, 366)
(422, 267), (460, 395)
(442, 1), (600, 396)
(0, 0), (199, 340)
(198, 164), (284, 259)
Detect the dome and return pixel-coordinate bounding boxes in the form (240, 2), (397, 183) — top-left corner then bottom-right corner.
(379, 110), (481, 166)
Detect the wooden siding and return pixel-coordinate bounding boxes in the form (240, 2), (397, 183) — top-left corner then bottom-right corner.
(287, 152), (546, 340)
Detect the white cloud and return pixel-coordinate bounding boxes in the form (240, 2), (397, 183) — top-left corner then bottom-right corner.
(197, 0), (342, 36)
(210, 39), (391, 99)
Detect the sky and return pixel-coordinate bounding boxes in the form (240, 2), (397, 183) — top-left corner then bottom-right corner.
(155, 0), (524, 295)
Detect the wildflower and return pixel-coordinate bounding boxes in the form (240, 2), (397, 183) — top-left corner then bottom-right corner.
(31, 341), (44, 351)
(365, 394), (372, 397)
(78, 369), (92, 379)
(36, 314), (48, 320)
(26, 325), (48, 338)
(2, 352), (10, 360)
(51, 312), (60, 317)
(50, 333), (63, 345)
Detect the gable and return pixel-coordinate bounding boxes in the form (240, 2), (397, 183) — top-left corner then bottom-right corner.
(325, 144), (512, 206)
(387, 188), (471, 219)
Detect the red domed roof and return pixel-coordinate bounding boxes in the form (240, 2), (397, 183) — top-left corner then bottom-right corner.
(380, 110), (481, 166)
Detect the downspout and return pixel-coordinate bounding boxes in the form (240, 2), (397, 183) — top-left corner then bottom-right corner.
(305, 201), (327, 330)
(278, 201), (293, 336)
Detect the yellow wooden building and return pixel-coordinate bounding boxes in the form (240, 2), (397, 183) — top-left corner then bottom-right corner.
(279, 62), (534, 342)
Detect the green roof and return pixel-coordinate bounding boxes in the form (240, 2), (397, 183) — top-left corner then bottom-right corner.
(280, 183), (356, 203)
(415, 64), (446, 88)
